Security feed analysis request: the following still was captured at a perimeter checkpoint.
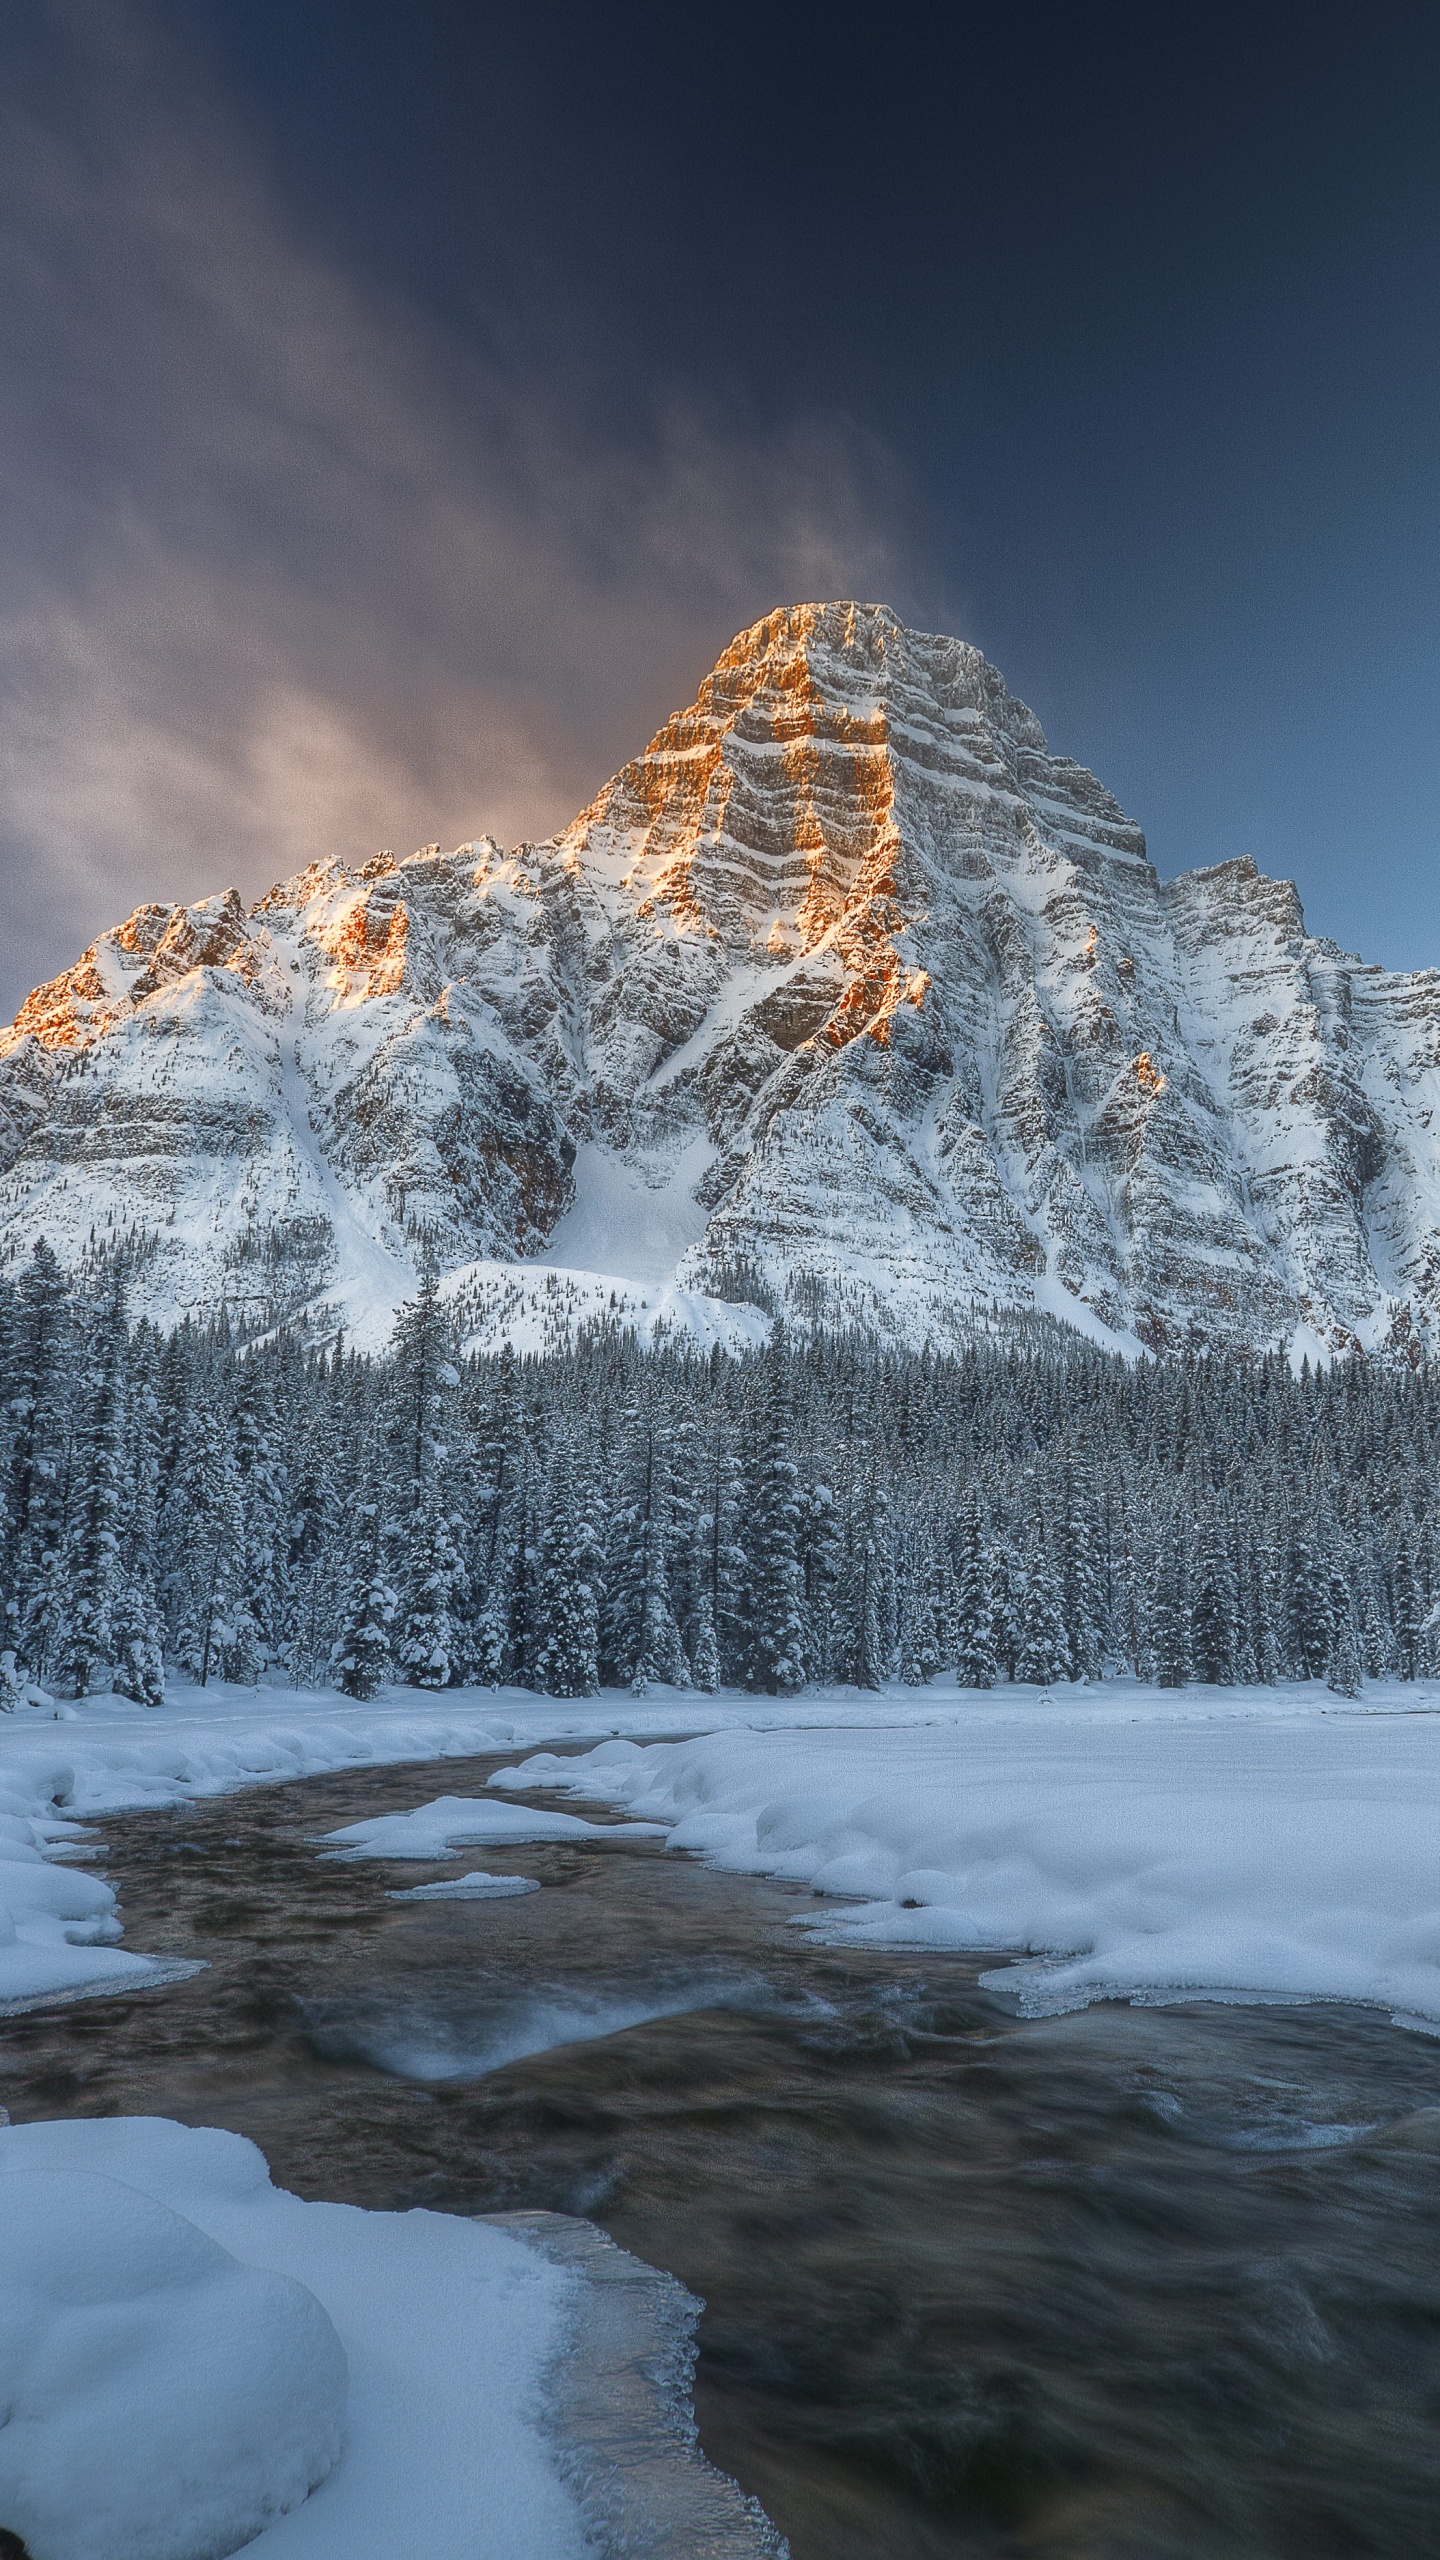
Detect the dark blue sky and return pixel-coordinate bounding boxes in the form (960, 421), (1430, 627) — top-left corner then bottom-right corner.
(2, 0), (1438, 1009)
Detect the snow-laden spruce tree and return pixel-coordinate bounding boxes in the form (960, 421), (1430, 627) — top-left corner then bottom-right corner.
(897, 1541), (941, 1686)
(162, 1394), (251, 1687)
(395, 1480), (469, 1689)
(686, 1419), (747, 1688)
(55, 1275), (129, 1697)
(1190, 1503), (1240, 1687)
(111, 1340), (165, 1707)
(231, 1360), (290, 1675)
(1362, 1570), (1395, 1679)
(1, 1239), (73, 1683)
(387, 1245), (469, 1687)
(330, 1487), (396, 1700)
(988, 1541), (1024, 1682)
(951, 1487), (998, 1688)
(796, 1477), (843, 1685)
(844, 1474), (896, 1691)
(1152, 1512), (1193, 1689)
(604, 1409), (688, 1691)
(1014, 1535), (1070, 1685)
(532, 1454), (603, 1697)
(1392, 1537), (1425, 1679)
(1327, 1605), (1364, 1698)
(744, 1378), (808, 1696)
(1286, 1528), (1336, 1679)
(1059, 1462), (1106, 1680)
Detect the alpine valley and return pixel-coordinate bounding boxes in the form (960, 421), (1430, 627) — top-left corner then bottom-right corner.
(4, 600), (1438, 1359)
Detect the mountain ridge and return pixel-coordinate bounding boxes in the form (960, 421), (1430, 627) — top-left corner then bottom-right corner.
(3, 600), (1438, 1358)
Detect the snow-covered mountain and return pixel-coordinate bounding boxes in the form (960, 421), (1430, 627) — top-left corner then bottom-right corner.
(4, 600), (1439, 1357)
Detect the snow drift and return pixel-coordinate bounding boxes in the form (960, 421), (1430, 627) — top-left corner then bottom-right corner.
(0, 2116), (584, 2560)
(0, 2155), (346, 2560)
(495, 1706), (1440, 2028)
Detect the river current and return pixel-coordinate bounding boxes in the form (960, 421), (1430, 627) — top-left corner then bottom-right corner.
(4, 1746), (1439, 2560)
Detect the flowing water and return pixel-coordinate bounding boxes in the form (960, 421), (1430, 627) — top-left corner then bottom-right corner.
(4, 1745), (1440, 2560)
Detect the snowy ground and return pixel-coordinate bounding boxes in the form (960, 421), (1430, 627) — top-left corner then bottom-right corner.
(502, 1693), (1440, 2032)
(0, 2114), (585, 2560)
(3, 1671), (1440, 2025)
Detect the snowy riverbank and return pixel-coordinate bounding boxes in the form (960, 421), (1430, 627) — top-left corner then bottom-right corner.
(502, 1691), (1440, 2031)
(2, 1671), (1440, 2021)
(0, 2114), (590, 2559)
(5, 1673), (1440, 2555)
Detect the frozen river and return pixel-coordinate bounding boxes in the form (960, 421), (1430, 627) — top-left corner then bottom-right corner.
(4, 1743), (1440, 2559)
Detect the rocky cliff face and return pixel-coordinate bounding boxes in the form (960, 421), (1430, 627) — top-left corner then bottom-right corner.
(3, 600), (1438, 1356)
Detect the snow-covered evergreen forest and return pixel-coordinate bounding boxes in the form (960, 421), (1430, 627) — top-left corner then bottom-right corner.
(3, 1238), (1438, 1707)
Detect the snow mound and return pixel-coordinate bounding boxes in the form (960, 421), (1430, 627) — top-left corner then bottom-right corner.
(319, 1794), (665, 1860)
(499, 1713), (1440, 2028)
(0, 1796), (194, 2011)
(0, 2161), (346, 2560)
(0, 2114), (585, 2558)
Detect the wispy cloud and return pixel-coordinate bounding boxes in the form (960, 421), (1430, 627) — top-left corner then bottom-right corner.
(0, 1), (907, 1012)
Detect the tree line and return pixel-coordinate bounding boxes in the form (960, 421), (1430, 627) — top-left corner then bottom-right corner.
(2, 1237), (1438, 1706)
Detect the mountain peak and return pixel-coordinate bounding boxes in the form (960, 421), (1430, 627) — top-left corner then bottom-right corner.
(558, 603), (1144, 1008)
(1, 607), (1437, 1362)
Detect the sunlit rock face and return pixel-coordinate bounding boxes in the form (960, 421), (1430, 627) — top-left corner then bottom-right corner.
(2, 600), (1438, 1355)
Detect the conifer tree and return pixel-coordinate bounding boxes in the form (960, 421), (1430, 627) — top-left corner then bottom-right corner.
(1286, 1530), (1336, 1679)
(690, 1422), (746, 1686)
(162, 1396), (247, 1685)
(1327, 1606), (1364, 1698)
(1059, 1464), (1106, 1678)
(1361, 1573), (1394, 1679)
(110, 1336), (165, 1706)
(989, 1542), (1024, 1682)
(796, 1479), (843, 1684)
(396, 1481), (468, 1688)
(330, 1490), (395, 1699)
(952, 1488), (998, 1688)
(386, 1245), (467, 1686)
(56, 1276), (129, 1696)
(1153, 1517), (1192, 1689)
(1190, 1505), (1239, 1687)
(745, 1383), (808, 1695)
(1393, 1537), (1424, 1679)
(1, 1240), (73, 1680)
(604, 1415), (687, 1689)
(1014, 1536), (1070, 1685)
(532, 1457), (603, 1697)
(846, 1475), (896, 1690)
(897, 1548), (941, 1685)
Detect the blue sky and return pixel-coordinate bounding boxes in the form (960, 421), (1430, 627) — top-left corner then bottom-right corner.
(2, 0), (1438, 1011)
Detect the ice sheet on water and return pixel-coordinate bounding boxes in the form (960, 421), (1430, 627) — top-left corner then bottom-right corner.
(387, 1870), (541, 1902)
(319, 1794), (666, 1859)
